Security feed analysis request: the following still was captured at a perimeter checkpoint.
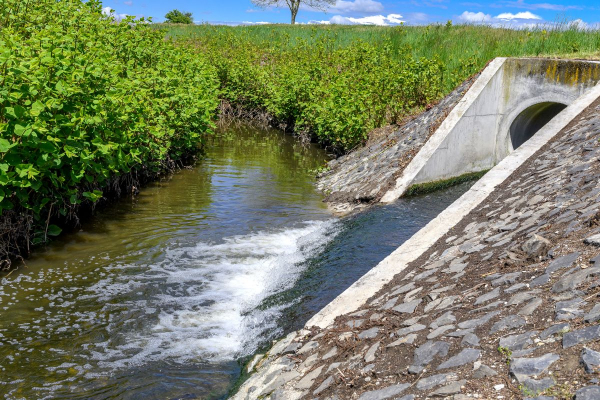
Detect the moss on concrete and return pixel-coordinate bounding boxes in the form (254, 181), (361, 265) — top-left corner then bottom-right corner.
(404, 170), (489, 197)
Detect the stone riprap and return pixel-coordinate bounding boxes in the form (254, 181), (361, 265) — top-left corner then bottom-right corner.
(233, 99), (600, 399)
(316, 77), (476, 214)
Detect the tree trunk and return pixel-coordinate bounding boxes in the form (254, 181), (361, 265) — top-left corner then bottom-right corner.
(290, 0), (298, 24)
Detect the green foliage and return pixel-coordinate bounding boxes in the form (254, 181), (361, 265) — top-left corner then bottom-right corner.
(185, 27), (443, 151)
(498, 346), (513, 365)
(165, 9), (194, 24)
(166, 22), (600, 152)
(0, 0), (218, 244)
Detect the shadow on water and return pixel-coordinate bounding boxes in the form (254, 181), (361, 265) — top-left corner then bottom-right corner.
(0, 122), (474, 400)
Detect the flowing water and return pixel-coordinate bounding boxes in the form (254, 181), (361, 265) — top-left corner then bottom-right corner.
(0, 124), (473, 400)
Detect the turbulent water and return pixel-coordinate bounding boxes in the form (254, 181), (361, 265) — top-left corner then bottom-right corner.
(0, 124), (473, 400)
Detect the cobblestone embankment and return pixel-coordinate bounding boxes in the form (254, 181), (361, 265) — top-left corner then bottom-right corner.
(317, 77), (477, 214)
(234, 99), (600, 399)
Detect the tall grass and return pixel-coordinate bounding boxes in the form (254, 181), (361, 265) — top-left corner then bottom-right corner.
(157, 23), (600, 153)
(164, 22), (600, 93)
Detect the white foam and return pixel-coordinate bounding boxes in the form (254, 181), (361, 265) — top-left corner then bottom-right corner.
(85, 220), (339, 370)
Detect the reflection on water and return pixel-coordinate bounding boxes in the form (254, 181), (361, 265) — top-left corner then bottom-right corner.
(0, 123), (475, 400)
(0, 125), (333, 399)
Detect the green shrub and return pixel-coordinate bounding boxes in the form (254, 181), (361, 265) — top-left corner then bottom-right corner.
(194, 28), (443, 151)
(165, 10), (194, 25)
(0, 0), (218, 251)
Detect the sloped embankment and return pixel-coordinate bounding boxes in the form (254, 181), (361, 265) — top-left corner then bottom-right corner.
(234, 96), (600, 398)
(317, 77), (477, 214)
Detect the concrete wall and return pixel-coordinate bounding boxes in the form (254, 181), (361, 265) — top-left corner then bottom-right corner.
(381, 57), (600, 203)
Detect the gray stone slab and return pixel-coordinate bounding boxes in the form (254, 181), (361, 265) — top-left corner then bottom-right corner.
(298, 341), (319, 354)
(428, 325), (455, 340)
(461, 333), (480, 347)
(519, 298), (543, 316)
(409, 341), (450, 374)
(585, 304), (600, 323)
(365, 341), (380, 363)
(490, 315), (526, 334)
(510, 353), (560, 381)
(314, 376), (334, 396)
(522, 234), (551, 258)
(295, 365), (324, 390)
(431, 380), (466, 396)
(521, 377), (555, 393)
(390, 282), (416, 297)
(381, 298), (398, 310)
(347, 319), (365, 328)
(499, 331), (537, 351)
(458, 311), (501, 329)
(509, 291), (538, 306)
(393, 299), (422, 314)
(358, 327), (380, 339)
(437, 348), (480, 370)
(473, 364), (497, 378)
(576, 386), (600, 400)
(321, 347), (337, 361)
(582, 347), (600, 373)
(416, 373), (454, 390)
(564, 325), (600, 348)
(492, 272), (522, 287)
(506, 282), (529, 293)
(387, 333), (418, 347)
(555, 298), (586, 320)
(540, 323), (570, 339)
(431, 311), (456, 329)
(546, 252), (580, 274)
(357, 383), (411, 400)
(396, 324), (426, 337)
(552, 267), (600, 293)
(530, 274), (550, 287)
(474, 287), (501, 306)
(584, 233), (600, 247)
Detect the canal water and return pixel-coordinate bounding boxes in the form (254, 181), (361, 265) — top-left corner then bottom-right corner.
(0, 124), (473, 400)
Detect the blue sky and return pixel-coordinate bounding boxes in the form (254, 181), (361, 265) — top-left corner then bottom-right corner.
(102, 0), (600, 27)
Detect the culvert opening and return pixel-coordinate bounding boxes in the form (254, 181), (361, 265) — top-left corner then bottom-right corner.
(510, 102), (567, 150)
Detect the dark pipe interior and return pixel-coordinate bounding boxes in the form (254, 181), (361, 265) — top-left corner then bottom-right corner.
(510, 102), (567, 150)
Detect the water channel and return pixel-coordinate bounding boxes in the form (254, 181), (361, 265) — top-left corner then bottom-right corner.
(0, 124), (473, 399)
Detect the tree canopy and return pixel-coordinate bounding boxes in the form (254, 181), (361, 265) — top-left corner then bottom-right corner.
(165, 9), (193, 24)
(251, 0), (335, 24)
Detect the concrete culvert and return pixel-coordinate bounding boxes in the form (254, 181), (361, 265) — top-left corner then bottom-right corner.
(510, 102), (567, 150)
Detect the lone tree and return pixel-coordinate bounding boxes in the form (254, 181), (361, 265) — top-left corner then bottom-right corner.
(165, 9), (193, 24)
(251, 0), (335, 24)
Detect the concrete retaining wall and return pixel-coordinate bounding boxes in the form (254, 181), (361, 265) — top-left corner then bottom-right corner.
(381, 57), (600, 203)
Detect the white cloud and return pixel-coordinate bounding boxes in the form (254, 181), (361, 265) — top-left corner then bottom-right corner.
(102, 6), (128, 21)
(456, 9), (549, 27)
(495, 11), (542, 20)
(458, 11), (492, 22)
(501, 0), (582, 11)
(242, 21), (271, 25)
(124, 1), (133, 5)
(327, 0), (384, 14)
(328, 13), (404, 25)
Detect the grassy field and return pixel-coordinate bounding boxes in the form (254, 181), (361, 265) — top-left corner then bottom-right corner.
(163, 23), (600, 152)
(166, 23), (600, 92)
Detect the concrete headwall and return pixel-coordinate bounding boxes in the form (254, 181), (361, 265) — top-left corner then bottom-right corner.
(381, 57), (600, 203)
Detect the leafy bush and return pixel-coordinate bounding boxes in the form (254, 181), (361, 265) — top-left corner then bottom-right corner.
(195, 28), (443, 151)
(0, 0), (218, 254)
(165, 9), (194, 24)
